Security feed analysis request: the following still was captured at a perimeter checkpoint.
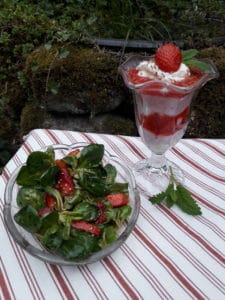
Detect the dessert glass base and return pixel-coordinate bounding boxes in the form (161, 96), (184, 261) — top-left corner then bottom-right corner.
(132, 154), (184, 197)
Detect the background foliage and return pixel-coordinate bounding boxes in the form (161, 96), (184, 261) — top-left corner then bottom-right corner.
(1, 0), (225, 88)
(0, 0), (225, 171)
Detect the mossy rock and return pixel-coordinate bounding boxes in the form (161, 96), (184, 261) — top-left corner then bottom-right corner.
(20, 103), (45, 137)
(0, 80), (26, 139)
(25, 45), (130, 116)
(0, 111), (15, 140)
(42, 112), (137, 136)
(186, 46), (225, 138)
(92, 114), (137, 136)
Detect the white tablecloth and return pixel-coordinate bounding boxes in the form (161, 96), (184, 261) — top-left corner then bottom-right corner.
(1, 129), (225, 300)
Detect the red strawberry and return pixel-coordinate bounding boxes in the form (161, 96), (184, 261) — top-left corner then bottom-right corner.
(55, 167), (75, 196)
(38, 207), (54, 217)
(44, 193), (56, 208)
(94, 201), (107, 224)
(105, 193), (129, 207)
(68, 149), (80, 156)
(71, 220), (101, 235)
(55, 159), (67, 169)
(155, 43), (182, 73)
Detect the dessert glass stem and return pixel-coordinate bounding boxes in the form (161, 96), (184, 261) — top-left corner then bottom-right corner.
(149, 153), (167, 171)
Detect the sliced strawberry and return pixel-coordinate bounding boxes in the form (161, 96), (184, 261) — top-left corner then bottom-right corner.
(71, 220), (101, 235)
(140, 106), (190, 136)
(55, 167), (75, 196)
(55, 159), (67, 169)
(44, 193), (56, 208)
(38, 207), (54, 217)
(68, 149), (80, 156)
(94, 201), (107, 224)
(155, 43), (182, 73)
(128, 68), (150, 84)
(105, 193), (129, 207)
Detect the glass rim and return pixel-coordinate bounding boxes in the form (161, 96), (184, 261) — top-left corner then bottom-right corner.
(118, 55), (219, 93)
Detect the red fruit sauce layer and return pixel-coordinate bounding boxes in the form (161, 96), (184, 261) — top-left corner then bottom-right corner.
(140, 107), (189, 136)
(128, 67), (203, 97)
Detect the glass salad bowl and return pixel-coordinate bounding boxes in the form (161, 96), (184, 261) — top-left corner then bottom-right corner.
(4, 142), (140, 266)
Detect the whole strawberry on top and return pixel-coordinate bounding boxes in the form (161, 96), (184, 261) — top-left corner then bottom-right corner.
(155, 43), (182, 73)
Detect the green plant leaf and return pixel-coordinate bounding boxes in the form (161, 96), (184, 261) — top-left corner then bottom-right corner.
(184, 59), (211, 71)
(58, 48), (70, 59)
(79, 144), (104, 168)
(182, 49), (199, 61)
(176, 185), (202, 215)
(16, 187), (44, 210)
(149, 191), (166, 204)
(14, 206), (41, 233)
(165, 184), (177, 208)
(44, 42), (52, 50)
(49, 81), (60, 95)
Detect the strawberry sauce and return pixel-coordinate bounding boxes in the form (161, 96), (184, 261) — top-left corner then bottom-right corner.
(129, 67), (202, 138)
(140, 107), (190, 136)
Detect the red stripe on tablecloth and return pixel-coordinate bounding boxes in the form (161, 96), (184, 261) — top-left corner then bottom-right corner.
(133, 226), (205, 300)
(199, 216), (225, 241)
(23, 142), (32, 154)
(181, 141), (225, 171)
(160, 206), (225, 264)
(103, 257), (140, 300)
(118, 136), (145, 159)
(1, 169), (10, 181)
(78, 266), (107, 300)
(195, 139), (225, 157)
(184, 171), (225, 203)
(46, 128), (61, 143)
(1, 172), (44, 300)
(0, 259), (15, 300)
(172, 148), (225, 183)
(141, 207), (225, 294)
(190, 191), (225, 216)
(121, 244), (173, 300)
(0, 268), (11, 300)
(0, 258), (16, 300)
(80, 132), (93, 143)
(50, 265), (74, 300)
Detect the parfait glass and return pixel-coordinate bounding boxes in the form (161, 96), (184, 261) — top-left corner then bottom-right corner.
(119, 55), (218, 195)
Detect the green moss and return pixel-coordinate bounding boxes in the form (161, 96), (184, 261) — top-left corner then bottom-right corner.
(20, 103), (45, 137)
(93, 114), (137, 136)
(25, 46), (128, 115)
(0, 112), (14, 139)
(186, 47), (225, 138)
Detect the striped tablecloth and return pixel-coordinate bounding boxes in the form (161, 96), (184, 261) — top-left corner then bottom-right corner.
(1, 129), (225, 300)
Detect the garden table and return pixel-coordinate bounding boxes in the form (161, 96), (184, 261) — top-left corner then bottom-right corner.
(1, 129), (225, 300)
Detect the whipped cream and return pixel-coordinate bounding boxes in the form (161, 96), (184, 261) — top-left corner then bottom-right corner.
(136, 59), (190, 82)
